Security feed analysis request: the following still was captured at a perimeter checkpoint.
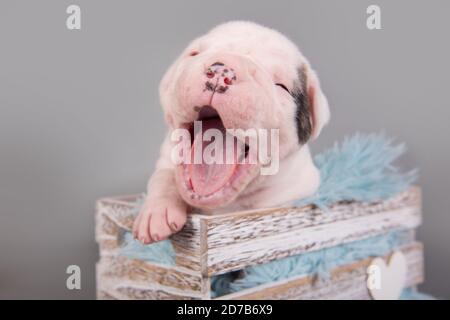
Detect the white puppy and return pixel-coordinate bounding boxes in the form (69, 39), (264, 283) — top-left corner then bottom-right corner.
(133, 21), (330, 243)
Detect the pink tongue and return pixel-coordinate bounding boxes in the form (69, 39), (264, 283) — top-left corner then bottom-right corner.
(188, 118), (243, 196)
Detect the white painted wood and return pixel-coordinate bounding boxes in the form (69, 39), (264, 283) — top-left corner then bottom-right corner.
(95, 187), (423, 299)
(96, 259), (208, 300)
(96, 242), (423, 300)
(217, 242), (423, 300)
(96, 188), (421, 275)
(206, 204), (421, 275)
(203, 188), (420, 249)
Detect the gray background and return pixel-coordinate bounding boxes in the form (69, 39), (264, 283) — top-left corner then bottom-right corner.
(0, 0), (448, 299)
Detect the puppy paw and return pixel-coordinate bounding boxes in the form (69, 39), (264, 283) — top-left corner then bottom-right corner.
(132, 199), (187, 244)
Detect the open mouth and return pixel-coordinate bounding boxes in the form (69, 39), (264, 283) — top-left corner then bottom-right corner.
(175, 106), (260, 210)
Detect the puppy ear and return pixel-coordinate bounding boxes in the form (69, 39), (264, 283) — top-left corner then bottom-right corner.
(294, 65), (330, 143)
(304, 65), (330, 140)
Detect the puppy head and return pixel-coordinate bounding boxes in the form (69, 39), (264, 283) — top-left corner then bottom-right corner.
(160, 21), (330, 209)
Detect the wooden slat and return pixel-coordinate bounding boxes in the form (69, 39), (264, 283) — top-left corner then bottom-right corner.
(204, 188), (420, 248)
(96, 187), (422, 276)
(96, 197), (139, 233)
(217, 242), (424, 300)
(96, 257), (210, 300)
(206, 204), (421, 275)
(95, 187), (422, 299)
(97, 280), (201, 300)
(202, 188), (421, 275)
(97, 256), (204, 292)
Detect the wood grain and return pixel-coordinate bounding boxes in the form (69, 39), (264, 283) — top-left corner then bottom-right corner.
(206, 203), (421, 275)
(173, 188), (421, 275)
(95, 187), (423, 299)
(204, 188), (420, 249)
(217, 242), (424, 300)
(97, 256), (204, 292)
(96, 259), (209, 300)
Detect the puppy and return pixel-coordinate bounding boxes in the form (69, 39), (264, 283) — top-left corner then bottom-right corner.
(133, 21), (330, 244)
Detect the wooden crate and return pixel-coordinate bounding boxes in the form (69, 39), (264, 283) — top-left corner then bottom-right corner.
(96, 187), (424, 300)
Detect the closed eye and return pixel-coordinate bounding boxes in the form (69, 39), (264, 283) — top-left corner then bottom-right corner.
(275, 83), (291, 94)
